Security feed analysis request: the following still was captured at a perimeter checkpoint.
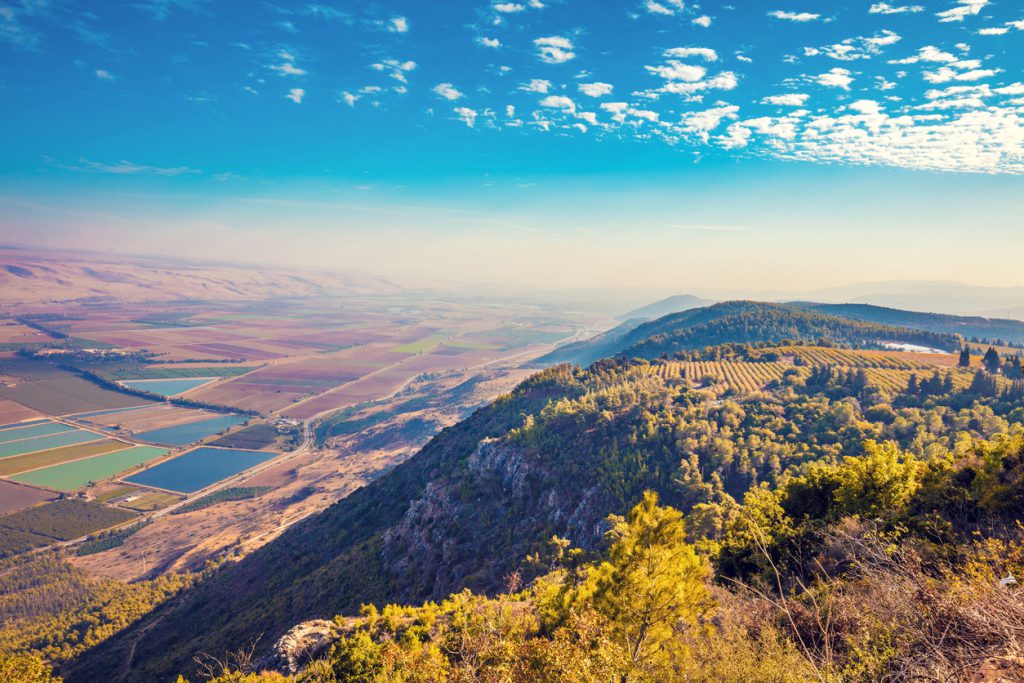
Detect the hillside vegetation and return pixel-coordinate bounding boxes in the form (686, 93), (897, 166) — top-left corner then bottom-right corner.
(60, 326), (1024, 681)
(539, 301), (964, 367)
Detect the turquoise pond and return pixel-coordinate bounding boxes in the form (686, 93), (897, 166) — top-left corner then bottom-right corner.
(120, 378), (217, 397)
(0, 421), (74, 445)
(0, 429), (102, 459)
(125, 446), (275, 493)
(133, 414), (249, 446)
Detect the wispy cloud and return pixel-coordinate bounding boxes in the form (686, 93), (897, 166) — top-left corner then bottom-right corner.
(132, 0), (209, 21)
(286, 88), (305, 103)
(869, 3), (924, 14)
(936, 0), (988, 23)
(95, 69), (115, 81)
(56, 157), (200, 176)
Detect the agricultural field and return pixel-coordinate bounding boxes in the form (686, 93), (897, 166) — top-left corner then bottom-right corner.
(769, 345), (958, 369)
(0, 425), (104, 459)
(0, 480), (55, 514)
(0, 399), (44, 426)
(0, 420), (75, 443)
(0, 358), (154, 416)
(648, 360), (791, 392)
(0, 440), (129, 477)
(646, 346), (977, 395)
(118, 377), (219, 396)
(125, 446), (278, 493)
(0, 260), (596, 573)
(0, 498), (136, 557)
(208, 423), (283, 451)
(104, 365), (255, 380)
(76, 404), (213, 433)
(11, 446), (169, 492)
(120, 491), (183, 512)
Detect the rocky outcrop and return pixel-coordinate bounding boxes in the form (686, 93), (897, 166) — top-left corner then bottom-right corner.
(380, 434), (614, 600)
(261, 619), (339, 675)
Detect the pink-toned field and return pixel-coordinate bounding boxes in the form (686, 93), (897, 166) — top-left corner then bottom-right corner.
(0, 398), (44, 426)
(0, 479), (56, 514)
(78, 404), (215, 433)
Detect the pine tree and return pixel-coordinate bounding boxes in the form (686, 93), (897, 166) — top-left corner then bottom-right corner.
(959, 347), (972, 368)
(983, 347), (1001, 373)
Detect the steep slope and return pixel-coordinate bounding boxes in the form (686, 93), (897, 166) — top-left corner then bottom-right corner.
(61, 370), (575, 682)
(794, 302), (1024, 345)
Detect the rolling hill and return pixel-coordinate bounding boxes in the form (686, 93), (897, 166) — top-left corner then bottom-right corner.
(539, 300), (962, 367)
(616, 294), (712, 321)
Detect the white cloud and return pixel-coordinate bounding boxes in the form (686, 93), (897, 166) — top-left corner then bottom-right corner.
(95, 69), (115, 81)
(679, 105), (740, 139)
(869, 3), (923, 13)
(535, 36), (575, 64)
(388, 16), (408, 33)
(340, 91), (359, 107)
(454, 107), (478, 127)
(270, 62), (307, 76)
(433, 82), (463, 100)
(769, 10), (821, 22)
(936, 0), (989, 23)
(807, 31), (902, 61)
(579, 82), (613, 97)
(646, 61), (707, 82)
(762, 93), (810, 106)
(692, 15), (712, 27)
(923, 66), (998, 83)
(520, 79), (551, 93)
(889, 46), (958, 65)
(286, 88), (304, 103)
(817, 67), (853, 89)
(978, 27), (1009, 35)
(494, 2), (525, 12)
(540, 95), (576, 113)
(664, 47), (718, 61)
(644, 0), (684, 15)
(477, 37), (501, 48)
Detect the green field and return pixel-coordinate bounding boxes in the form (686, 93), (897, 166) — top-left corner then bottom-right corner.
(105, 366), (254, 380)
(121, 491), (182, 511)
(0, 440), (127, 477)
(12, 446), (169, 492)
(393, 333), (450, 354)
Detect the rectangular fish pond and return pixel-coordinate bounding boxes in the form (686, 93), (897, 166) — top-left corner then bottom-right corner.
(124, 446), (277, 493)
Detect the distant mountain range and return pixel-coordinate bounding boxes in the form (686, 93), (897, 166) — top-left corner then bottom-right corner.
(804, 281), (1024, 319)
(616, 294), (712, 322)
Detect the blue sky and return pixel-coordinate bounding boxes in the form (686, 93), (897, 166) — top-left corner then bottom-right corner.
(0, 0), (1022, 290)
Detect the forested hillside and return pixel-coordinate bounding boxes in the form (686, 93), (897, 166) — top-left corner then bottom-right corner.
(539, 301), (963, 367)
(62, 332), (1024, 681)
(618, 301), (960, 359)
